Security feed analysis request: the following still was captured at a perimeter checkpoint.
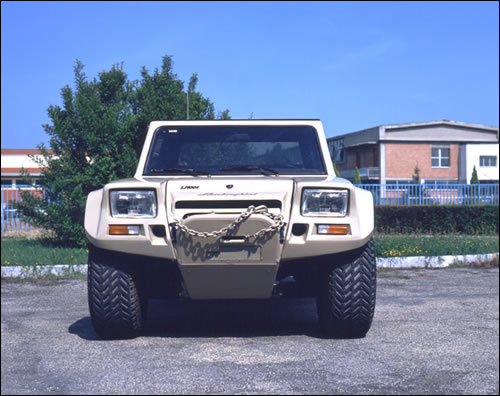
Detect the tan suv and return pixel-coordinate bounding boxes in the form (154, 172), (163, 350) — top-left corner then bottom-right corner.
(85, 120), (376, 339)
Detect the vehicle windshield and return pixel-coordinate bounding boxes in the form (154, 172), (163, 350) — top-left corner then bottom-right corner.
(143, 125), (327, 176)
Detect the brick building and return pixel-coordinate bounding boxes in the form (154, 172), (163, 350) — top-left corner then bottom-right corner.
(327, 120), (499, 185)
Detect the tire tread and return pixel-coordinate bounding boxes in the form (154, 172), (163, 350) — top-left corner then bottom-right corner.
(317, 238), (376, 338)
(87, 247), (144, 339)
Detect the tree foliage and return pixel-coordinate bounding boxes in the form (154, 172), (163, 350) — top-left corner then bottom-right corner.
(412, 164), (421, 184)
(17, 56), (230, 246)
(354, 167), (361, 184)
(470, 165), (479, 184)
(333, 163), (339, 177)
(130, 56), (186, 154)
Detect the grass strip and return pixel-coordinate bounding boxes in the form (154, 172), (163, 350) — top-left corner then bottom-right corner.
(1, 234), (499, 266)
(2, 238), (88, 266)
(375, 234), (498, 258)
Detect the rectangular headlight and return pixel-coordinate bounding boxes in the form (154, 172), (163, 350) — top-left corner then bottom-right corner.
(301, 189), (348, 216)
(110, 190), (157, 218)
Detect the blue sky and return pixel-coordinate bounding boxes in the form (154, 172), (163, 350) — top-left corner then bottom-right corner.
(1, 1), (499, 149)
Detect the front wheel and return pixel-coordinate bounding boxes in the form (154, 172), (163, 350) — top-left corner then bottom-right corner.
(87, 246), (146, 339)
(316, 237), (376, 338)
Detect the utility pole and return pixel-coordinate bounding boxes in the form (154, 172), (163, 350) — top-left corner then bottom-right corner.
(186, 90), (189, 120)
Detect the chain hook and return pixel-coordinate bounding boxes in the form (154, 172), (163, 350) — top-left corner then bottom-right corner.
(172, 205), (284, 240)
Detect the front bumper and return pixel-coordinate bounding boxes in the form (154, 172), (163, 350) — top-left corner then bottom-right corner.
(85, 180), (374, 261)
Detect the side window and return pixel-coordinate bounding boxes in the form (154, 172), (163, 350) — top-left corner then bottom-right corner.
(480, 156), (497, 167)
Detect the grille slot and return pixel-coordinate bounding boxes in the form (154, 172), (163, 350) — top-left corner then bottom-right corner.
(175, 200), (282, 209)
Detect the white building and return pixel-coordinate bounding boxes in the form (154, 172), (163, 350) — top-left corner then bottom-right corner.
(460, 143), (499, 184)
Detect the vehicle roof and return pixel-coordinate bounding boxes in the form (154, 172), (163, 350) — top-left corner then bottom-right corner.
(148, 119), (324, 130)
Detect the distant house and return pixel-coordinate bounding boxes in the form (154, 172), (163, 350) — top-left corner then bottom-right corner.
(1, 149), (51, 186)
(327, 120), (499, 184)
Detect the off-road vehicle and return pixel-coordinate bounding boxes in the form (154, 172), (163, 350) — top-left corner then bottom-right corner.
(85, 120), (376, 339)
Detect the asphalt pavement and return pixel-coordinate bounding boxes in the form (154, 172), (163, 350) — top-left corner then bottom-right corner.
(1, 267), (499, 395)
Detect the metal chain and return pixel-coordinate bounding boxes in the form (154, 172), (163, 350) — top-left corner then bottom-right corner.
(172, 205), (285, 239)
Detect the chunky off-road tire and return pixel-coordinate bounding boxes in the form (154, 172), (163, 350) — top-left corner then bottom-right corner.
(87, 246), (146, 339)
(316, 237), (376, 338)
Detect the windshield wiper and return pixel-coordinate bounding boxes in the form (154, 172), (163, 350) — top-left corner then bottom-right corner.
(219, 165), (279, 175)
(149, 168), (209, 176)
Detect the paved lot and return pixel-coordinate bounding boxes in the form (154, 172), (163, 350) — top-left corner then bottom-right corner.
(1, 268), (499, 395)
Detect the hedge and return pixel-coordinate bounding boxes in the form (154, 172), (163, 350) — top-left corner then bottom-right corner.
(374, 205), (499, 235)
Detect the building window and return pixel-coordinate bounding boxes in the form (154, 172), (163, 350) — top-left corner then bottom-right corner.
(386, 180), (412, 190)
(431, 146), (450, 168)
(424, 179), (458, 185)
(1, 179), (14, 186)
(480, 156), (497, 167)
(328, 138), (345, 164)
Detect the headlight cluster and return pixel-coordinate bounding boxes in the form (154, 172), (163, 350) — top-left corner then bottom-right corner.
(110, 190), (157, 218)
(301, 189), (348, 216)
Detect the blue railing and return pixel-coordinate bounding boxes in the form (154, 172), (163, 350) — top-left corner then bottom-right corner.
(355, 184), (499, 206)
(1, 184), (499, 234)
(1, 185), (44, 234)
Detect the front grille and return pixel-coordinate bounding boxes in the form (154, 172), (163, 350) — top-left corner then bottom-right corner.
(175, 200), (282, 209)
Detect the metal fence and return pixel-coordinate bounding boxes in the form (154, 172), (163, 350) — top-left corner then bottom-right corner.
(1, 183), (499, 234)
(355, 184), (499, 206)
(1, 185), (45, 233)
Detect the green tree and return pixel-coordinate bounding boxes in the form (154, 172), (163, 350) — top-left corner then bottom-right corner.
(412, 164), (421, 184)
(17, 57), (230, 247)
(333, 163), (340, 177)
(130, 56), (230, 155)
(403, 164), (423, 203)
(130, 56), (186, 155)
(470, 165), (479, 184)
(469, 165), (481, 203)
(186, 73), (216, 121)
(354, 167), (361, 184)
(218, 109), (231, 120)
(17, 61), (137, 246)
